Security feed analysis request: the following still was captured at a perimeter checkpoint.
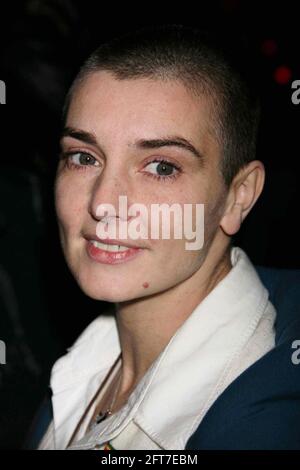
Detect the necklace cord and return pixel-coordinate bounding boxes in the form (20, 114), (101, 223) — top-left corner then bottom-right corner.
(93, 364), (122, 424)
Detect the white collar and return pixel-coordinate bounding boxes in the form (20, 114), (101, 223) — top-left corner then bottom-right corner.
(50, 246), (273, 449)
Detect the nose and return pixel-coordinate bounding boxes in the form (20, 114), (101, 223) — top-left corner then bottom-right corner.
(88, 167), (131, 223)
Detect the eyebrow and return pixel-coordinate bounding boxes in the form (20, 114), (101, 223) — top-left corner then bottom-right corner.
(61, 127), (205, 162)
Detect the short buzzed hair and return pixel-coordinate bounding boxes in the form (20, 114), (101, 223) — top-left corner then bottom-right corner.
(62, 24), (261, 188)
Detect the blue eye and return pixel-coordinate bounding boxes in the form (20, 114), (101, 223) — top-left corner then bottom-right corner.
(146, 161), (176, 176)
(59, 151), (101, 170)
(69, 152), (100, 167)
(144, 159), (181, 182)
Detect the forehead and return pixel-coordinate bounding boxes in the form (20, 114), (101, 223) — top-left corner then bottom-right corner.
(67, 71), (216, 153)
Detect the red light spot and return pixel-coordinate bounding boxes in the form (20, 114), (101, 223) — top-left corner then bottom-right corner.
(261, 39), (277, 56)
(142, 282), (149, 288)
(274, 66), (292, 85)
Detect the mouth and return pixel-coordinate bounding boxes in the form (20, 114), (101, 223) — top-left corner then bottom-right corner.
(84, 237), (144, 265)
(90, 240), (133, 252)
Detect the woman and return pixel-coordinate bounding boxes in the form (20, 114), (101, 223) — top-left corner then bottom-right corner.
(37, 24), (277, 450)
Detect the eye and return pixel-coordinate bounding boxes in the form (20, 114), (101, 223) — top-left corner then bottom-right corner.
(60, 150), (101, 170)
(69, 152), (100, 167)
(144, 159), (181, 181)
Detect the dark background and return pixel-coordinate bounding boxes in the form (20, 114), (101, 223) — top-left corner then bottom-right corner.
(0, 0), (299, 449)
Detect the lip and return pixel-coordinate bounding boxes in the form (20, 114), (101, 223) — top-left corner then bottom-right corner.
(85, 238), (144, 265)
(84, 234), (143, 250)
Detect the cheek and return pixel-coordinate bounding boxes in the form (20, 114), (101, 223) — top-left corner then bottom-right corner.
(156, 237), (202, 276)
(55, 176), (85, 235)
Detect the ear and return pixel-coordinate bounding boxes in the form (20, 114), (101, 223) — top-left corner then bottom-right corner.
(220, 160), (265, 236)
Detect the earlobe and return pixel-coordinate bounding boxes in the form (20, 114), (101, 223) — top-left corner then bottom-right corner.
(220, 202), (243, 236)
(219, 160), (265, 236)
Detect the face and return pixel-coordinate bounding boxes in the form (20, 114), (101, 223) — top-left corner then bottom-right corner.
(55, 70), (228, 302)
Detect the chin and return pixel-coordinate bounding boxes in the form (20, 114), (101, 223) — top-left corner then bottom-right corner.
(74, 274), (145, 303)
